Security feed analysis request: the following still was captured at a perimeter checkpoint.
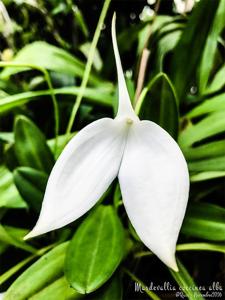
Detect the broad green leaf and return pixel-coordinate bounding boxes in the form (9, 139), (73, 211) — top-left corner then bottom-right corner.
(199, 0), (225, 93)
(14, 116), (55, 173)
(1, 131), (74, 161)
(0, 224), (36, 253)
(170, 259), (204, 300)
(0, 86), (113, 114)
(179, 111), (225, 148)
(1, 132), (75, 159)
(13, 167), (48, 212)
(187, 93), (225, 118)
(188, 156), (225, 172)
(30, 277), (82, 300)
(0, 165), (26, 209)
(90, 274), (122, 300)
(136, 73), (179, 139)
(0, 42), (101, 85)
(182, 203), (225, 241)
(170, 0), (219, 102)
(206, 64), (225, 94)
(4, 144), (19, 171)
(4, 242), (69, 300)
(65, 205), (125, 294)
(183, 140), (225, 161)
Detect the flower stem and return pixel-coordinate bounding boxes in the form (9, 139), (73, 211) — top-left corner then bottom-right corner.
(65, 0), (111, 138)
(134, 0), (161, 104)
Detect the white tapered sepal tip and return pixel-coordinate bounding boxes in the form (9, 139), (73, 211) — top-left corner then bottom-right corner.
(26, 118), (127, 238)
(119, 120), (189, 270)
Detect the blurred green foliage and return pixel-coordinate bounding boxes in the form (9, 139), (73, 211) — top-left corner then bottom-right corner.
(0, 0), (225, 299)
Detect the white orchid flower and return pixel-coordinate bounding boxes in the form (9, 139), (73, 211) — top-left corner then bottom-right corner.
(25, 15), (189, 272)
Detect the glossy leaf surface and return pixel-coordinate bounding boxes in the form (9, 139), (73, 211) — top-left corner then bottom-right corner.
(199, 0), (225, 93)
(14, 116), (55, 173)
(0, 165), (26, 209)
(170, 0), (219, 101)
(0, 42), (101, 85)
(13, 167), (48, 212)
(182, 203), (225, 241)
(4, 242), (69, 300)
(65, 205), (125, 294)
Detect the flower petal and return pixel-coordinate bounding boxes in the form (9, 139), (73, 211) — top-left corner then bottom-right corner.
(112, 14), (138, 120)
(118, 120), (189, 271)
(25, 118), (127, 239)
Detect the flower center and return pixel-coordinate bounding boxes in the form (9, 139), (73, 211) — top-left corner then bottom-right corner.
(126, 118), (133, 125)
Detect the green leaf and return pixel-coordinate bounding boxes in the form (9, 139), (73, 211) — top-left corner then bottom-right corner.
(199, 0), (225, 93)
(113, 183), (122, 210)
(154, 29), (181, 73)
(4, 226), (29, 240)
(29, 277), (82, 300)
(0, 86), (113, 114)
(80, 43), (102, 71)
(0, 132), (14, 144)
(72, 5), (88, 38)
(136, 73), (179, 139)
(170, 0), (219, 102)
(0, 224), (36, 253)
(191, 171), (225, 182)
(65, 205), (125, 294)
(0, 255), (36, 286)
(177, 242), (225, 254)
(4, 242), (69, 300)
(14, 116), (55, 173)
(189, 156), (225, 172)
(181, 203), (225, 241)
(13, 167), (48, 212)
(136, 242), (225, 257)
(179, 111), (225, 148)
(0, 165), (26, 209)
(4, 144), (19, 171)
(170, 258), (204, 300)
(206, 64), (225, 94)
(187, 93), (225, 118)
(0, 42), (101, 85)
(0, 242), (8, 255)
(137, 16), (176, 55)
(183, 140), (225, 161)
